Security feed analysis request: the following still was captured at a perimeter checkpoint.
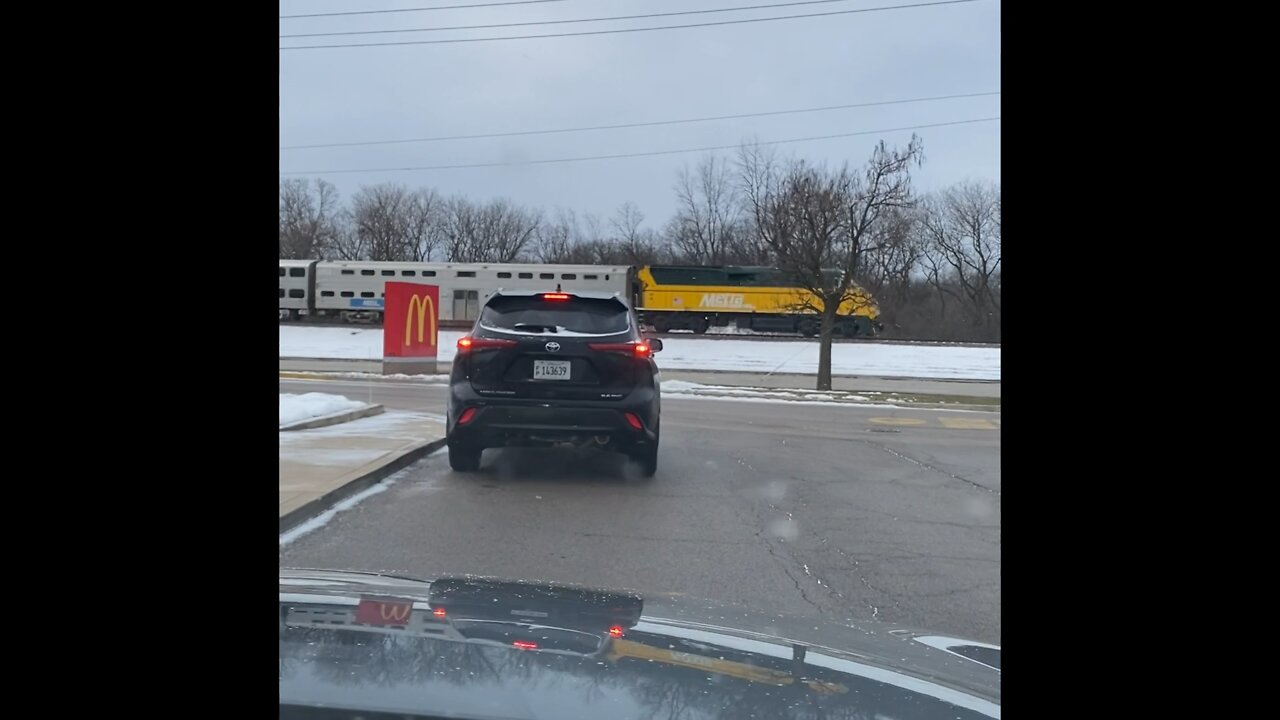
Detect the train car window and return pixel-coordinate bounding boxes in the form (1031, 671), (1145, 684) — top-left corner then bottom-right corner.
(290, 267), (306, 277)
(561, 273), (577, 280)
(584, 274), (598, 280)
(497, 272), (512, 279)
(381, 270), (395, 276)
(361, 269), (375, 276)
(321, 291), (334, 297)
(340, 291), (354, 297)
(279, 268), (286, 277)
(289, 289), (305, 298)
(540, 273), (554, 279)
(341, 269), (355, 275)
(423, 271), (437, 277)
(519, 272), (533, 279)
(402, 270), (416, 276)
(360, 291), (375, 298)
(278, 288), (285, 298)
(457, 271), (476, 277)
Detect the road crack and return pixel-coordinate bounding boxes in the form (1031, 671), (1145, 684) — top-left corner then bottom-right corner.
(857, 438), (1000, 495)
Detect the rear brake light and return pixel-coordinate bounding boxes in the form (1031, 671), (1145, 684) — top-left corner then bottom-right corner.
(624, 412), (643, 431)
(433, 607), (447, 617)
(458, 408), (477, 426)
(608, 625), (625, 638)
(512, 640), (538, 650)
(541, 293), (570, 301)
(457, 336), (517, 352)
(588, 342), (650, 358)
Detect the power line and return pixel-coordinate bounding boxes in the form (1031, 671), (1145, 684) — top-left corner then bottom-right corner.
(280, 0), (980, 49)
(282, 91), (999, 149)
(281, 0), (566, 20)
(282, 0), (866, 38)
(279, 116), (998, 174)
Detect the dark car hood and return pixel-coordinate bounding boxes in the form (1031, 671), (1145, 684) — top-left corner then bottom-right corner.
(280, 568), (1000, 720)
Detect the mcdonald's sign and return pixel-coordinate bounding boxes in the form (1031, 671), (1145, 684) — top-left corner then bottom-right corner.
(383, 282), (439, 359)
(355, 597), (414, 626)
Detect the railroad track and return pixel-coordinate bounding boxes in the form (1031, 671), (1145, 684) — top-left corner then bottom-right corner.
(279, 319), (997, 348)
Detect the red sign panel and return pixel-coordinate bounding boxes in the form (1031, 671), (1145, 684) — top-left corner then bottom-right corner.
(383, 282), (439, 359)
(355, 597), (413, 626)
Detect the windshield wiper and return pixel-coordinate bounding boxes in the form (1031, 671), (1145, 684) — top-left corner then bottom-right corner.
(512, 323), (558, 333)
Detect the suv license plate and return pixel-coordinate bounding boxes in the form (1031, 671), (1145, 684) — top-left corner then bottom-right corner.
(533, 360), (571, 380)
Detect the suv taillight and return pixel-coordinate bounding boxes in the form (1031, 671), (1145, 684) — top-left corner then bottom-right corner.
(587, 341), (650, 358)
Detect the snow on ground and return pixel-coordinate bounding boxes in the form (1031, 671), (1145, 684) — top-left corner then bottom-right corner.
(279, 326), (1000, 381)
(280, 392), (369, 427)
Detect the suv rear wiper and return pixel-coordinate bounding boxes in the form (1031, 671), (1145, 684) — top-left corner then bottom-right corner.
(512, 323), (559, 333)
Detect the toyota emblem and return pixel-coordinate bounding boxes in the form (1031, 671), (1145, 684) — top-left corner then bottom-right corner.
(545, 341), (561, 352)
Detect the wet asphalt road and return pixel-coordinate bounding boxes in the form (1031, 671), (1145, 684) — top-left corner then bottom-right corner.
(279, 378), (1001, 644)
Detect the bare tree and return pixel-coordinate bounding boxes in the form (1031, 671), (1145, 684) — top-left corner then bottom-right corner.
(444, 196), (541, 262)
(609, 202), (667, 265)
(351, 183), (415, 261)
(326, 219), (365, 260)
(741, 136), (924, 390)
(279, 178), (342, 259)
(670, 154), (744, 264)
(533, 207), (582, 263)
(918, 180), (1001, 338)
(405, 188), (445, 261)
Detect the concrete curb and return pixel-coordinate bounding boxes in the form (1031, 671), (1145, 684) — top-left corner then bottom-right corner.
(279, 404), (385, 431)
(279, 437), (448, 534)
(279, 372), (447, 384)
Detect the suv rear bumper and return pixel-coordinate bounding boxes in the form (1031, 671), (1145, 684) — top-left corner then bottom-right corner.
(447, 383), (659, 450)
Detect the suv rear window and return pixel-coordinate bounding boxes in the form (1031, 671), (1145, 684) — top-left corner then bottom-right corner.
(480, 296), (629, 335)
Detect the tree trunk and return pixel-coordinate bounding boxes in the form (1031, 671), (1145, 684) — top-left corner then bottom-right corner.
(817, 305), (837, 391)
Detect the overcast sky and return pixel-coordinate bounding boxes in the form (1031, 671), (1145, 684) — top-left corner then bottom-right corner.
(279, 0), (1000, 228)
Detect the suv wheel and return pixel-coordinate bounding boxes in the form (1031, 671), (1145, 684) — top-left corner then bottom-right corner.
(448, 443), (482, 472)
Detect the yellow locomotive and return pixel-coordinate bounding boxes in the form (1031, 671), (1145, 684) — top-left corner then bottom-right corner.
(636, 265), (880, 337)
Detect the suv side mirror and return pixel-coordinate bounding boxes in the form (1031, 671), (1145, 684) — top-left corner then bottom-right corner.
(647, 338), (663, 353)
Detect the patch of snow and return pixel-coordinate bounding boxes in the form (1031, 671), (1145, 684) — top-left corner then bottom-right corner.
(280, 393), (368, 427)
(279, 326), (1000, 381)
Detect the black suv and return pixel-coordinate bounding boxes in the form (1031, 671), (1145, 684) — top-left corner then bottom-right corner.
(446, 290), (662, 476)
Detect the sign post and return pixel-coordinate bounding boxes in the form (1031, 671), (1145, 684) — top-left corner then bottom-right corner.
(383, 282), (439, 375)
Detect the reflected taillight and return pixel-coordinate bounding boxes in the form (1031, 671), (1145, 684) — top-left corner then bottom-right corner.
(512, 640), (538, 650)
(457, 336), (517, 353)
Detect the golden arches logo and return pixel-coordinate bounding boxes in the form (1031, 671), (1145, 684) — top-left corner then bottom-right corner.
(405, 294), (437, 347)
(379, 603), (411, 623)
